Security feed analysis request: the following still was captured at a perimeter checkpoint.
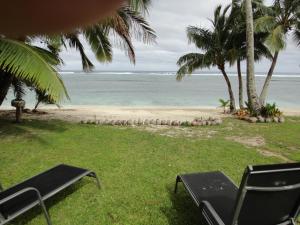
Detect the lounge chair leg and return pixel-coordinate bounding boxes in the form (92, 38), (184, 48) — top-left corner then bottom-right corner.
(88, 172), (101, 189)
(291, 218), (296, 225)
(174, 176), (181, 193)
(40, 202), (52, 225)
(36, 192), (52, 225)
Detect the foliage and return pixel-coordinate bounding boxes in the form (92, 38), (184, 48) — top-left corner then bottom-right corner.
(45, 5), (157, 72)
(33, 89), (60, 111)
(0, 38), (68, 102)
(130, 0), (152, 13)
(219, 98), (230, 113)
(228, 1), (272, 64)
(176, 5), (232, 80)
(0, 117), (299, 224)
(260, 103), (283, 118)
(254, 0), (300, 52)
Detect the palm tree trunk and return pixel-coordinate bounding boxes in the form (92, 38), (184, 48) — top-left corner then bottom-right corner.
(0, 71), (13, 106)
(245, 0), (261, 115)
(34, 100), (41, 111)
(259, 51), (279, 105)
(220, 68), (236, 112)
(237, 58), (244, 109)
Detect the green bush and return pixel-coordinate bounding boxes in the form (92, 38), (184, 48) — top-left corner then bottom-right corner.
(260, 103), (282, 118)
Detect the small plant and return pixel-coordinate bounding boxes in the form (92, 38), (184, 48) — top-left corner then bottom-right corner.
(260, 103), (282, 118)
(33, 89), (60, 112)
(219, 99), (230, 113)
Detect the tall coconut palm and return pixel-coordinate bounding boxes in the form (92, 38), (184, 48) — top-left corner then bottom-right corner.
(245, 0), (262, 114)
(228, 0), (272, 109)
(176, 5), (236, 112)
(255, 0), (300, 105)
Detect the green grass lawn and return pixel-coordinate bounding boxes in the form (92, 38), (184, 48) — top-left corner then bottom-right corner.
(0, 117), (299, 225)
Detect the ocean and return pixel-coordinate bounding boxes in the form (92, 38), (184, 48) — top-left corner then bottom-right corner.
(2, 71), (300, 108)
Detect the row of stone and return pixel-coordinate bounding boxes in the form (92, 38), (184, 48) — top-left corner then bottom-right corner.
(242, 116), (285, 123)
(81, 118), (223, 126)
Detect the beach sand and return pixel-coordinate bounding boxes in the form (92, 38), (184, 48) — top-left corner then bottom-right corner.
(1, 105), (300, 123)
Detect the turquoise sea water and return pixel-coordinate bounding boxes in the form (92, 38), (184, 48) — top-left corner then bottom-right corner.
(2, 71), (300, 108)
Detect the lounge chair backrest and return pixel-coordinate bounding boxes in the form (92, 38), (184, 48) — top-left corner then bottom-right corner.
(231, 163), (300, 225)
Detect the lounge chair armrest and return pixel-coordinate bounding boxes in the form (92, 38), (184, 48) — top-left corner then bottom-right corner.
(0, 187), (43, 205)
(200, 201), (225, 225)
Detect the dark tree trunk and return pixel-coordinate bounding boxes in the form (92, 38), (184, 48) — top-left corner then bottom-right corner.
(237, 59), (244, 109)
(33, 100), (41, 111)
(259, 51), (279, 105)
(15, 106), (22, 123)
(220, 67), (236, 112)
(0, 71), (13, 106)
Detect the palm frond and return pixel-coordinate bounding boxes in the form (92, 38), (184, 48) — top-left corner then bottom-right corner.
(0, 38), (68, 102)
(31, 46), (61, 66)
(293, 22), (300, 46)
(129, 0), (151, 14)
(265, 25), (286, 52)
(99, 6), (155, 64)
(176, 53), (211, 81)
(254, 16), (277, 32)
(65, 33), (95, 72)
(187, 26), (213, 50)
(83, 26), (113, 63)
(118, 7), (156, 44)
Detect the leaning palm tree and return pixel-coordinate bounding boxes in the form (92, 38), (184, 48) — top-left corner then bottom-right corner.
(176, 5), (236, 112)
(255, 0), (300, 105)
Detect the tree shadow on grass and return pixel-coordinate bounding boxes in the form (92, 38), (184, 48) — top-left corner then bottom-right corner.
(161, 183), (200, 225)
(10, 179), (97, 225)
(0, 119), (67, 145)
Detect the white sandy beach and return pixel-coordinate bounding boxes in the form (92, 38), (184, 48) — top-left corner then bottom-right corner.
(1, 105), (300, 122)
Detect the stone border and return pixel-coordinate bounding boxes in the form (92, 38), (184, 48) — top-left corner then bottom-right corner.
(238, 116), (285, 123)
(80, 117), (223, 127)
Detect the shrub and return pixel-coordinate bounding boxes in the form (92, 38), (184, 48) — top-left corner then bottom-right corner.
(260, 103), (282, 118)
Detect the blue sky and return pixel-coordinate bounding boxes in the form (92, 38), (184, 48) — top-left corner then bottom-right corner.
(60, 0), (300, 73)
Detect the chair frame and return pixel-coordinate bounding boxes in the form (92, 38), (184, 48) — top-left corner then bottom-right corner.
(231, 166), (300, 225)
(175, 165), (300, 225)
(0, 167), (100, 225)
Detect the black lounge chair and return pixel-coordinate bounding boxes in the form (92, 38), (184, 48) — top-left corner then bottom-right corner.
(175, 162), (300, 225)
(0, 164), (100, 225)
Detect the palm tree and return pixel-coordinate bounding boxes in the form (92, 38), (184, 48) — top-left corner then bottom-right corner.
(228, 0), (272, 109)
(245, 0), (262, 114)
(255, 0), (300, 105)
(176, 5), (236, 112)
